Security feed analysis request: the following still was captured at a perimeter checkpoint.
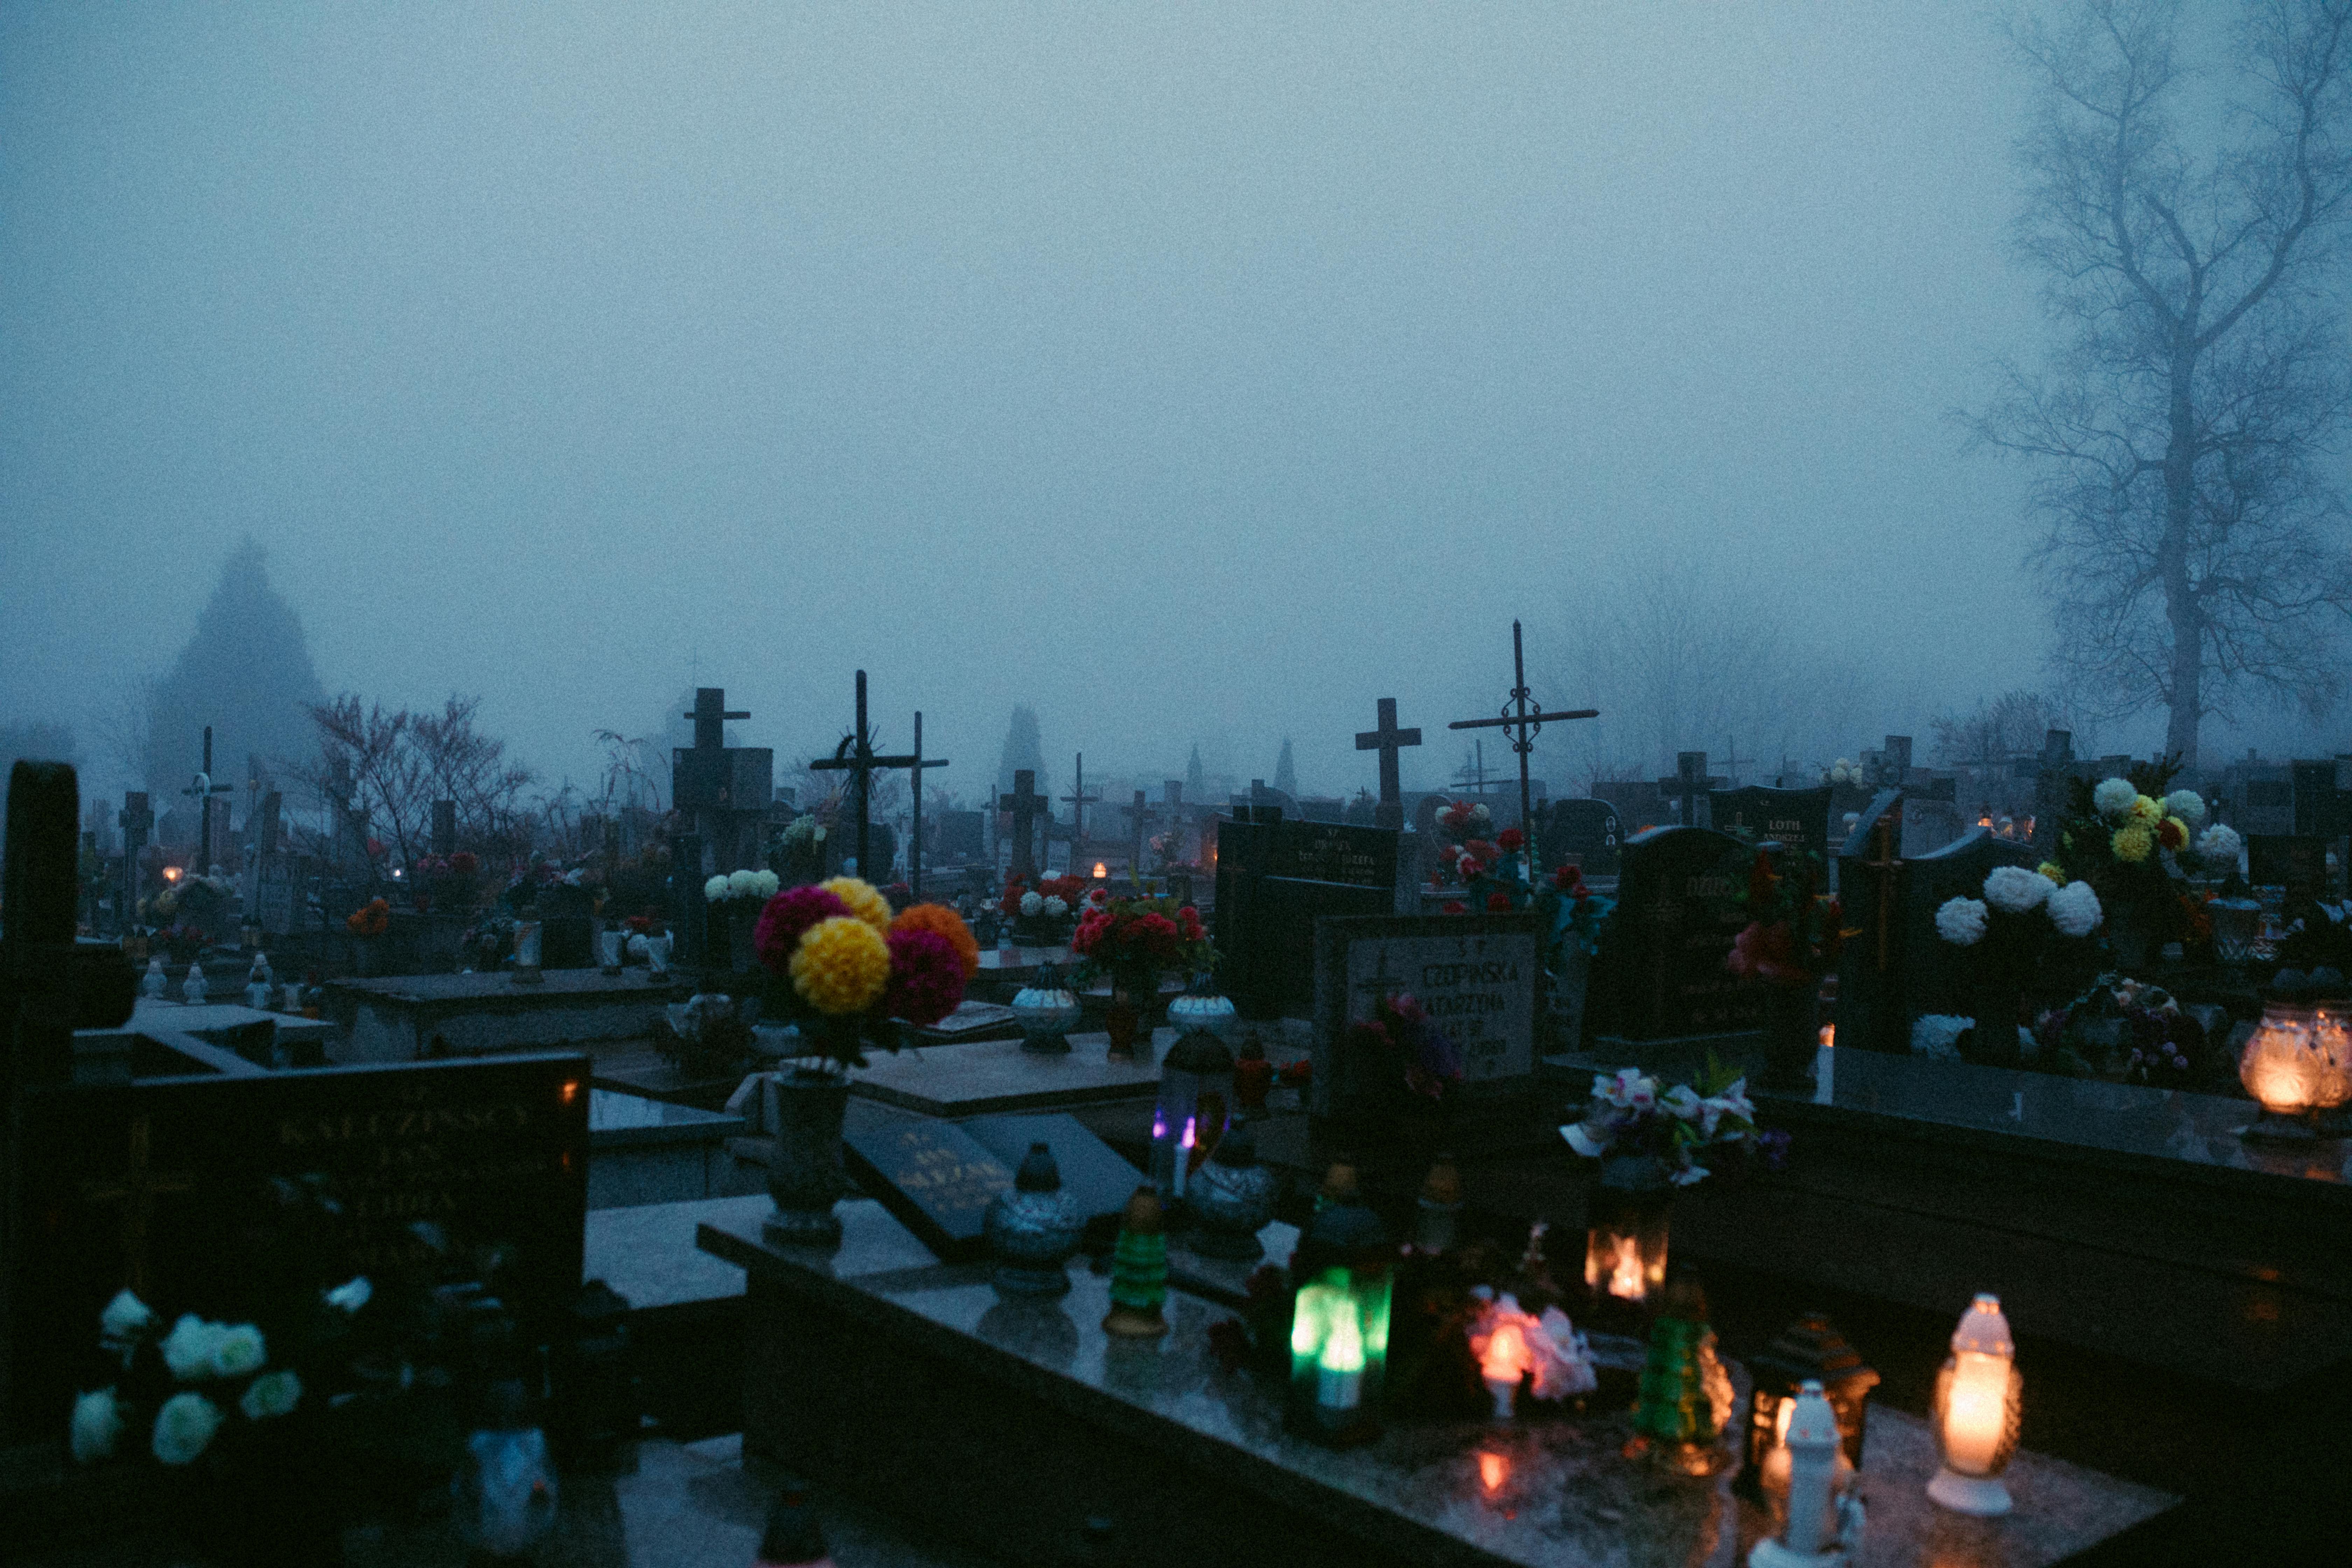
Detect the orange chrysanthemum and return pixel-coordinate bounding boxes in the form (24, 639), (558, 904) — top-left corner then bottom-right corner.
(890, 902), (980, 979)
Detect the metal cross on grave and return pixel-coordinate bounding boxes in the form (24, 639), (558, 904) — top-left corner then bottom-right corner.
(1060, 754), (1101, 854)
(182, 726), (234, 874)
(1354, 697), (1422, 831)
(999, 769), (1049, 881)
(1448, 620), (1598, 868)
(118, 791), (154, 918)
(1657, 752), (1727, 829)
(1124, 789), (1157, 891)
(808, 671), (930, 883)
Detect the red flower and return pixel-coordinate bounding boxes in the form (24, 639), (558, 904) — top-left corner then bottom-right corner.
(1497, 827), (1525, 853)
(448, 851), (479, 875)
(1486, 892), (1513, 912)
(1464, 839), (1496, 862)
(1726, 919), (1808, 987)
(1441, 900), (1469, 915)
(883, 927), (967, 1026)
(754, 886), (852, 974)
(1552, 865), (1587, 894)
(1278, 1059), (1312, 1086)
(2156, 816), (2188, 851)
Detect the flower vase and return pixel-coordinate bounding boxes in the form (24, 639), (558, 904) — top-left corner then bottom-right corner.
(1968, 979), (2024, 1068)
(1106, 968), (1155, 1062)
(762, 1069), (850, 1248)
(1758, 985), (1817, 1091)
(729, 905), (762, 975)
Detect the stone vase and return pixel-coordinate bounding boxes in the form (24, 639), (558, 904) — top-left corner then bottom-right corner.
(762, 1069), (850, 1248)
(1968, 978), (2025, 1068)
(1105, 966), (1156, 1062)
(1758, 984), (1818, 1091)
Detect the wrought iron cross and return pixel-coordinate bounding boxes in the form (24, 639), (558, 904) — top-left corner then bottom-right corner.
(1354, 697), (1422, 831)
(1060, 754), (1101, 850)
(1447, 620), (1597, 868)
(181, 726), (234, 874)
(808, 671), (922, 881)
(999, 769), (1049, 881)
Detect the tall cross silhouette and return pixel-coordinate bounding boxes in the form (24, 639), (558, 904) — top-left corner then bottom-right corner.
(1354, 698), (1422, 831)
(808, 671), (924, 880)
(1060, 754), (1101, 853)
(1447, 621), (1597, 867)
(998, 769), (1049, 881)
(182, 727), (233, 873)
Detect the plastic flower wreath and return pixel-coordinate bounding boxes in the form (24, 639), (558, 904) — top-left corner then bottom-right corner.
(754, 877), (975, 1073)
(1558, 1057), (1758, 1186)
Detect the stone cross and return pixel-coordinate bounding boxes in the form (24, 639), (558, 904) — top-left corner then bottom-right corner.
(117, 791), (153, 919)
(1060, 754), (1101, 849)
(907, 710), (949, 898)
(1354, 697), (1422, 831)
(808, 670), (924, 881)
(1448, 620), (1597, 866)
(999, 769), (1049, 881)
(181, 726), (233, 874)
(1657, 752), (1727, 829)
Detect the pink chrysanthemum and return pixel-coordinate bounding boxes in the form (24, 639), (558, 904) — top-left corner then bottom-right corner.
(883, 927), (967, 1026)
(754, 885), (852, 974)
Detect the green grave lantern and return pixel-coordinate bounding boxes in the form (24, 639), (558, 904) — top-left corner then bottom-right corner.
(1284, 1171), (1394, 1447)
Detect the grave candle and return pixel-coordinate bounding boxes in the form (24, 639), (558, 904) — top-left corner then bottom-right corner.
(1317, 1299), (1365, 1413)
(1779, 1381), (1841, 1558)
(2240, 973), (2323, 1139)
(1481, 1320), (1526, 1419)
(1927, 1294), (2022, 1517)
(1284, 1189), (1393, 1446)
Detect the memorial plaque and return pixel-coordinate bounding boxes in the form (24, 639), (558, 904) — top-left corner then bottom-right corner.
(1309, 912), (1541, 1118)
(11, 1052), (589, 1437)
(1214, 818), (1400, 1019)
(842, 1115), (1014, 1261)
(2248, 835), (2329, 901)
(1541, 797), (1622, 877)
(1591, 826), (1759, 1041)
(1707, 784), (1834, 867)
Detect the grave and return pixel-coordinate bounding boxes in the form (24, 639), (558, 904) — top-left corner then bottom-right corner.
(128, 997), (337, 1066)
(8, 1049), (588, 1437)
(586, 1086), (752, 1210)
(324, 966), (687, 1063)
(1831, 789), (1908, 1054)
(697, 1198), (2172, 1568)
(1834, 823), (2040, 1057)
(930, 807), (986, 865)
(1902, 776), (1966, 856)
(1539, 796), (1622, 878)
(835, 1101), (1144, 1259)
(1213, 814), (1401, 1019)
(1589, 777), (1666, 834)
(1707, 782), (1834, 867)
(845, 1029), (1172, 1118)
(1586, 825), (1765, 1043)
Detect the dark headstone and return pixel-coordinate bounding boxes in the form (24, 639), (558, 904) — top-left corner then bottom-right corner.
(1902, 779), (1965, 856)
(1707, 785), (1834, 867)
(2248, 835), (2329, 901)
(841, 1115), (1015, 1261)
(1590, 778), (1667, 835)
(2241, 779), (2296, 836)
(1310, 912), (1542, 1119)
(10, 1051), (589, 1437)
(932, 809), (985, 864)
(1891, 828), (2042, 1022)
(1591, 826), (1761, 1041)
(1213, 819), (1400, 1019)
(1541, 797), (1623, 877)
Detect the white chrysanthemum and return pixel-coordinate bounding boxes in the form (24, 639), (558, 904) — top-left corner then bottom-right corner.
(324, 1276), (372, 1313)
(1018, 891), (1043, 916)
(239, 1368), (302, 1421)
(1935, 897), (1989, 946)
(150, 1393), (222, 1466)
(1912, 1015), (1970, 1060)
(207, 1323), (266, 1379)
(2093, 777), (2138, 820)
(159, 1316), (222, 1381)
(2164, 790), (2207, 827)
(70, 1388), (121, 1463)
(100, 1289), (153, 1345)
(2047, 880), (2103, 938)
(1983, 866), (2051, 913)
(752, 870), (779, 898)
(727, 869), (761, 899)
(1043, 896), (1068, 917)
(704, 874), (730, 901)
(2195, 824), (2243, 867)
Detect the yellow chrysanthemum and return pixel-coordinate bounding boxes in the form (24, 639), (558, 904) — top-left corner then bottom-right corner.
(2110, 823), (2154, 864)
(2132, 794), (2162, 823)
(820, 876), (892, 932)
(2037, 861), (2066, 885)
(791, 916), (891, 1014)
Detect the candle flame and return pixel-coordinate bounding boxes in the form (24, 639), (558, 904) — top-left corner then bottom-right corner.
(1607, 1237), (1645, 1301)
(1093, 862), (1108, 879)
(1478, 1452), (1508, 1493)
(1818, 1023), (1835, 1049)
(1482, 1321), (1526, 1382)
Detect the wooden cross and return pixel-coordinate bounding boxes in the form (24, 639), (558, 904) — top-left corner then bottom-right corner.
(181, 726), (233, 873)
(80, 1114), (194, 1297)
(999, 769), (1049, 881)
(1123, 789), (1157, 890)
(1657, 752), (1727, 828)
(1354, 698), (1422, 831)
(1060, 754), (1101, 849)
(1859, 811), (1904, 973)
(907, 711), (949, 898)
(118, 791), (153, 916)
(1448, 620), (1598, 868)
(808, 671), (923, 881)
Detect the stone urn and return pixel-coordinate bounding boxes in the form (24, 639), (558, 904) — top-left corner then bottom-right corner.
(1167, 987), (1239, 1044)
(1184, 1123), (1277, 1260)
(1011, 979), (1082, 1054)
(761, 1068), (850, 1248)
(983, 1142), (1085, 1295)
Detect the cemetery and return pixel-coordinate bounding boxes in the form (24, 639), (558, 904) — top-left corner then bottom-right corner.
(21, 6), (2352, 1564)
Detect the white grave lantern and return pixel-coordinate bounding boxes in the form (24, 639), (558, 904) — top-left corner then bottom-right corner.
(1152, 1028), (1235, 1203)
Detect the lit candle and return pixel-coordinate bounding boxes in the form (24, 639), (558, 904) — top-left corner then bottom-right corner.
(1482, 1321), (1525, 1419)
(1927, 1293), (2019, 1518)
(1478, 1451), (1508, 1495)
(1607, 1237), (1644, 1301)
(1941, 1352), (2009, 1474)
(1172, 1116), (1196, 1198)
(1317, 1299), (1365, 1412)
(1779, 1381), (1840, 1557)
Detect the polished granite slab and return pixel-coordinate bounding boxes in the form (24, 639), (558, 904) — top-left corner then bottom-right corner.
(590, 1087), (745, 1147)
(847, 1029), (1171, 1116)
(327, 967), (687, 1063)
(699, 1199), (2173, 1568)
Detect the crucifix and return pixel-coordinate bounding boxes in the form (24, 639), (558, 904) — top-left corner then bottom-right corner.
(1720, 735), (1752, 789)
(80, 1115), (194, 1297)
(808, 671), (923, 882)
(182, 726), (233, 874)
(1354, 697), (1422, 831)
(907, 711), (949, 898)
(118, 791), (153, 920)
(1060, 754), (1101, 854)
(1858, 809), (1905, 974)
(1124, 789), (1157, 891)
(1657, 752), (1727, 828)
(999, 769), (1049, 881)
(1447, 620), (1598, 869)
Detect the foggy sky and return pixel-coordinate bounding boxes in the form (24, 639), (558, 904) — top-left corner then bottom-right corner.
(6, 4), (2137, 804)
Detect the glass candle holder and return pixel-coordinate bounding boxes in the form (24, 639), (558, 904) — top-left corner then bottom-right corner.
(1926, 1294), (2022, 1517)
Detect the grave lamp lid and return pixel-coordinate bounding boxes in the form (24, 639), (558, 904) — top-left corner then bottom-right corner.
(1015, 1141), (1063, 1192)
(1320, 1158), (1361, 1205)
(1751, 1311), (1878, 1399)
(1164, 1028), (1235, 1075)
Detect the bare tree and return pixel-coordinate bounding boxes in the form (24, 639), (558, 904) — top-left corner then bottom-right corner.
(1971, 0), (2352, 769)
(299, 694), (536, 869)
(411, 696), (536, 847)
(1930, 690), (2086, 770)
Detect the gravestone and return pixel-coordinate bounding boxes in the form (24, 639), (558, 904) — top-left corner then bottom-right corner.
(672, 687), (774, 876)
(1310, 912), (1541, 1118)
(1541, 797), (1622, 877)
(9, 1050), (589, 1437)
(2248, 835), (2329, 901)
(1590, 778), (1667, 834)
(1589, 826), (1761, 1041)
(2030, 730), (2081, 851)
(1833, 790), (1907, 1053)
(932, 809), (985, 864)
(841, 1114), (1014, 1261)
(1213, 817), (1400, 1019)
(1889, 828), (2042, 1026)
(2241, 778), (2295, 836)
(1901, 778), (1964, 856)
(1707, 784), (1834, 867)
(999, 770), (1049, 881)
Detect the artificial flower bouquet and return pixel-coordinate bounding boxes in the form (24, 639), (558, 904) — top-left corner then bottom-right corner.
(2049, 762), (2234, 956)
(1559, 1060), (1759, 1186)
(704, 867), (781, 904)
(1724, 848), (1841, 990)
(752, 876), (980, 1073)
(1443, 827), (1617, 969)
(774, 812), (828, 881)
(2029, 973), (2216, 1088)
(345, 897), (391, 938)
(1344, 990), (1462, 1106)
(1000, 873), (1091, 942)
(1069, 893), (1214, 993)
